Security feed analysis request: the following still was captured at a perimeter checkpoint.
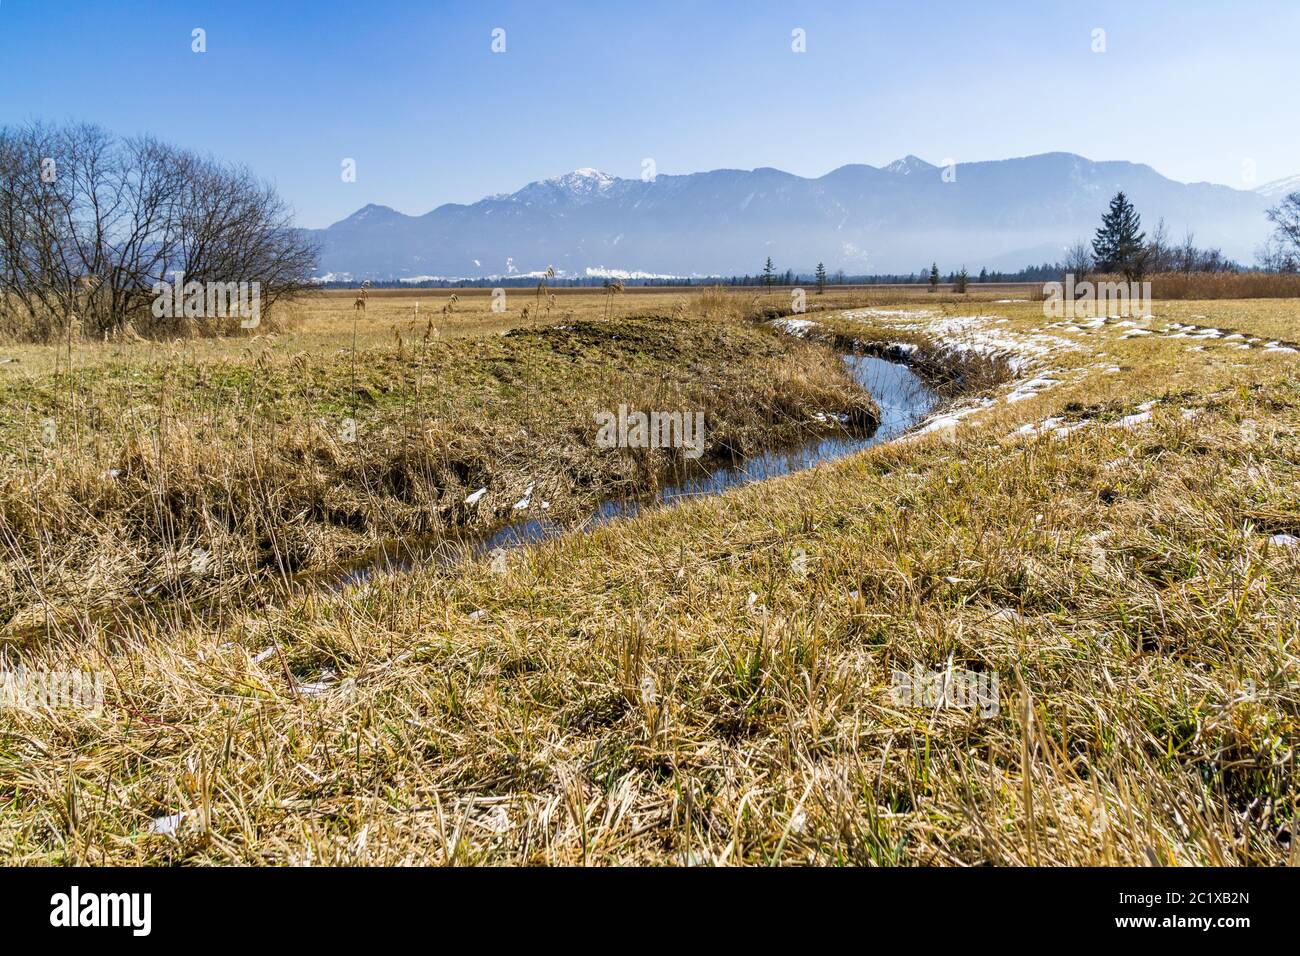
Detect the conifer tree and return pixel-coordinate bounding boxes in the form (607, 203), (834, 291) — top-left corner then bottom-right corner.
(1093, 191), (1147, 280)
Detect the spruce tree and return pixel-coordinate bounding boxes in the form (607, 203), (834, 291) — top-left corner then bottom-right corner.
(815, 262), (827, 294)
(762, 257), (775, 289)
(1092, 191), (1146, 280)
(928, 262), (940, 292)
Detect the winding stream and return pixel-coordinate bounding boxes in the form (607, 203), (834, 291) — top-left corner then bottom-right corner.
(337, 353), (939, 586)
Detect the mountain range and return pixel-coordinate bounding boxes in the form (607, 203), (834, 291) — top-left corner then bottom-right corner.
(308, 153), (1295, 280)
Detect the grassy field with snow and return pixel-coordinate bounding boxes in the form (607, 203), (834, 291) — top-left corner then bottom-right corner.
(2, 286), (1298, 865)
(1, 287), (890, 629)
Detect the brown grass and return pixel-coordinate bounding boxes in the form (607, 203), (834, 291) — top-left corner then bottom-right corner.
(1038, 272), (1300, 300)
(0, 292), (878, 633)
(2, 289), (1298, 866)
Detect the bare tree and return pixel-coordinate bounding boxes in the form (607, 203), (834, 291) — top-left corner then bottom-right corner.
(1256, 236), (1299, 273)
(0, 121), (317, 341)
(1264, 192), (1300, 271)
(1143, 218), (1172, 273)
(1177, 229), (1199, 273)
(1139, 226), (1234, 275)
(1062, 240), (1093, 281)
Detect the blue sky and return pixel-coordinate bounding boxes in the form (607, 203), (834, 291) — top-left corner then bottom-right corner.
(2, 0), (1296, 228)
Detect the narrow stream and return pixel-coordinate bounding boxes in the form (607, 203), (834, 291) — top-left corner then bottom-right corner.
(338, 354), (939, 586)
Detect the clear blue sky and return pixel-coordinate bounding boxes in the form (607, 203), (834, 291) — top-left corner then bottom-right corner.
(2, 0), (1296, 228)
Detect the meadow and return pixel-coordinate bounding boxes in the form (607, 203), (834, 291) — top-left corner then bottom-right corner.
(0, 286), (889, 630)
(1, 285), (1297, 866)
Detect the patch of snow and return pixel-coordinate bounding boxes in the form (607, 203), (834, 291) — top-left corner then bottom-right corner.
(512, 483), (535, 510)
(1111, 411), (1152, 429)
(812, 411), (849, 424)
(770, 317), (817, 336)
(149, 811), (197, 836)
(1006, 376), (1059, 403)
(1052, 421), (1090, 440)
(842, 310), (1076, 373)
(841, 307), (938, 321)
(1009, 416), (1089, 442)
(298, 668), (337, 695)
(914, 414), (963, 436)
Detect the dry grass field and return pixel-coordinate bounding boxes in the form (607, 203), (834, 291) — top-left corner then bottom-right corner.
(0, 287), (891, 628)
(1, 286), (1297, 866)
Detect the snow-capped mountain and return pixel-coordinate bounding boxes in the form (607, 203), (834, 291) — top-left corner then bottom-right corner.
(1256, 174), (1300, 199)
(309, 153), (1276, 278)
(509, 168), (621, 206)
(882, 155), (938, 176)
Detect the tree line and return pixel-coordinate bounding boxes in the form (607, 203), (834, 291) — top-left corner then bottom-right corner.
(1063, 188), (1300, 282)
(771, 188), (1300, 290)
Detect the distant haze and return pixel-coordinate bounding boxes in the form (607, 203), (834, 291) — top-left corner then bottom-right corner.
(310, 153), (1286, 280)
